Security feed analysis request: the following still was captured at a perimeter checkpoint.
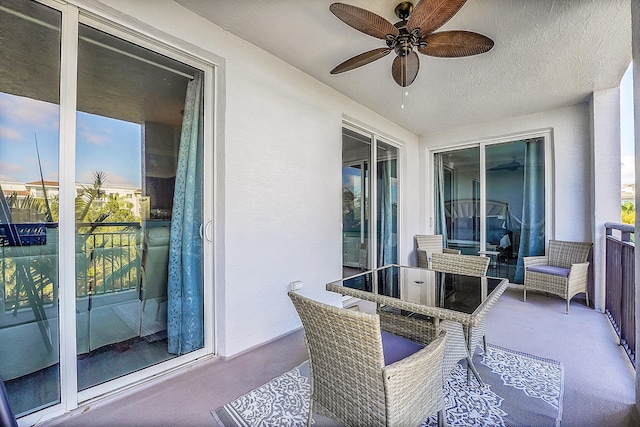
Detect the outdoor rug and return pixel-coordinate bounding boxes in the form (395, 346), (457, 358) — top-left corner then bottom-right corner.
(212, 344), (564, 427)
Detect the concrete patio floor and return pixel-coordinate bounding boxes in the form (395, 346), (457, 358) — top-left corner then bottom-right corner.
(42, 286), (638, 427)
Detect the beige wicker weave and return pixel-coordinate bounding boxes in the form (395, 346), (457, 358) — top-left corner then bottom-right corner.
(523, 239), (592, 313)
(288, 291), (447, 427)
(416, 235), (461, 268)
(431, 253), (489, 277)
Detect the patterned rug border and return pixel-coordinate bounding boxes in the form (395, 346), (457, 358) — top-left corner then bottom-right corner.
(213, 344), (564, 427)
(484, 343), (565, 424)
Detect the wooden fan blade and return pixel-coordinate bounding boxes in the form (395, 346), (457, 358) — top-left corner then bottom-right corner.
(331, 48), (392, 74)
(418, 31), (494, 57)
(407, 0), (468, 38)
(330, 3), (399, 39)
(392, 51), (419, 87)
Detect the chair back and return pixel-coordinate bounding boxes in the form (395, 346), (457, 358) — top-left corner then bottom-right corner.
(416, 235), (445, 268)
(142, 226), (170, 300)
(416, 234), (444, 254)
(431, 252), (489, 276)
(547, 240), (592, 269)
(288, 291), (387, 426)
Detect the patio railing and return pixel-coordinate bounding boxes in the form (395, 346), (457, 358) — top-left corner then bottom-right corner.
(1, 222), (141, 312)
(604, 222), (635, 367)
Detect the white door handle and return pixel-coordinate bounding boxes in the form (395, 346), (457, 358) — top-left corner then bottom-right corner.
(205, 220), (213, 242)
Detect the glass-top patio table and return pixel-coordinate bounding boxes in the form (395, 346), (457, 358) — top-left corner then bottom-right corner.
(326, 264), (508, 382)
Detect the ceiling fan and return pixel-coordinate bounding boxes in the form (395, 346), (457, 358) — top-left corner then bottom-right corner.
(329, 0), (494, 87)
(488, 159), (523, 171)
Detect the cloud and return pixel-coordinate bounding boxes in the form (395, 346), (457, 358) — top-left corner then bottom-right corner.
(0, 160), (26, 181)
(76, 119), (112, 145)
(0, 93), (59, 130)
(0, 125), (23, 141)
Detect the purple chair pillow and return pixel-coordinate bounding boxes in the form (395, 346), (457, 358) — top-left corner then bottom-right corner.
(527, 265), (571, 278)
(380, 331), (424, 366)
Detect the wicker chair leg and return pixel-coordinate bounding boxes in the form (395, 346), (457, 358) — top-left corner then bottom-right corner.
(482, 335), (487, 355)
(437, 409), (446, 427)
(523, 287), (527, 302)
(565, 299), (570, 314)
(586, 292), (590, 307)
(466, 355), (483, 386)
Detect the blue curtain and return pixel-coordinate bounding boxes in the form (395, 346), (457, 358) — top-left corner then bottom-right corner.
(167, 72), (204, 354)
(377, 160), (394, 267)
(433, 154), (448, 247)
(514, 139), (545, 283)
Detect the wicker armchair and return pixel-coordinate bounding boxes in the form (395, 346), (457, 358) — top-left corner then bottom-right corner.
(416, 235), (461, 268)
(523, 239), (592, 313)
(289, 291), (447, 427)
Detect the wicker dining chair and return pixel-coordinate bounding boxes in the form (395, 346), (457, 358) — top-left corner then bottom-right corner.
(523, 239), (592, 313)
(415, 235), (461, 268)
(289, 291), (447, 427)
(429, 252), (490, 379)
(430, 252), (489, 277)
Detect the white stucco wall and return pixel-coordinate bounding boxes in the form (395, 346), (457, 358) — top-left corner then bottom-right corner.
(85, 0), (420, 357)
(419, 104), (593, 244)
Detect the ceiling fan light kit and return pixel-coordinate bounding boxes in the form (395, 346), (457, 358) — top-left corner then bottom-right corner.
(329, 0), (494, 88)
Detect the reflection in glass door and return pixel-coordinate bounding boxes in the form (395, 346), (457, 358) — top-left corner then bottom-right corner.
(342, 127), (400, 276)
(0, 1), (211, 419)
(435, 138), (546, 283)
(0, 0), (62, 417)
(376, 140), (398, 267)
(486, 138), (545, 282)
(342, 129), (370, 276)
(75, 24), (205, 390)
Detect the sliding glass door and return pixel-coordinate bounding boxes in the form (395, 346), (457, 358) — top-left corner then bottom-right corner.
(0, 0), (62, 415)
(435, 137), (547, 283)
(342, 126), (399, 276)
(0, 0), (212, 419)
(74, 23), (204, 390)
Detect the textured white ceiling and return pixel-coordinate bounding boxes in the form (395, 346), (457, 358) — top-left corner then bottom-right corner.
(175, 0), (632, 136)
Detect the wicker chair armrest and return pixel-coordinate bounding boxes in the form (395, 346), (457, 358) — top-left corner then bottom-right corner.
(523, 256), (548, 267)
(417, 249), (429, 268)
(383, 331), (446, 426)
(443, 248), (461, 255)
(568, 262), (589, 277)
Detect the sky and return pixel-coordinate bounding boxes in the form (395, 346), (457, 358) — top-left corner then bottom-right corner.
(0, 92), (141, 188)
(620, 63), (635, 186)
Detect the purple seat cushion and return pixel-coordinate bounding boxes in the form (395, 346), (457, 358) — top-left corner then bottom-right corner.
(527, 265), (571, 278)
(380, 331), (424, 366)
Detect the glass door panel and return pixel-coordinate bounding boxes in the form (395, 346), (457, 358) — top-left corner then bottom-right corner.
(376, 140), (398, 267)
(436, 138), (545, 283)
(485, 140), (527, 281)
(342, 129), (370, 276)
(486, 138), (545, 282)
(438, 147), (481, 255)
(75, 23), (204, 390)
(0, 0), (62, 416)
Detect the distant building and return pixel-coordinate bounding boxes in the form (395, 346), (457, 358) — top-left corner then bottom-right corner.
(1, 180), (142, 220)
(621, 184), (635, 205)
